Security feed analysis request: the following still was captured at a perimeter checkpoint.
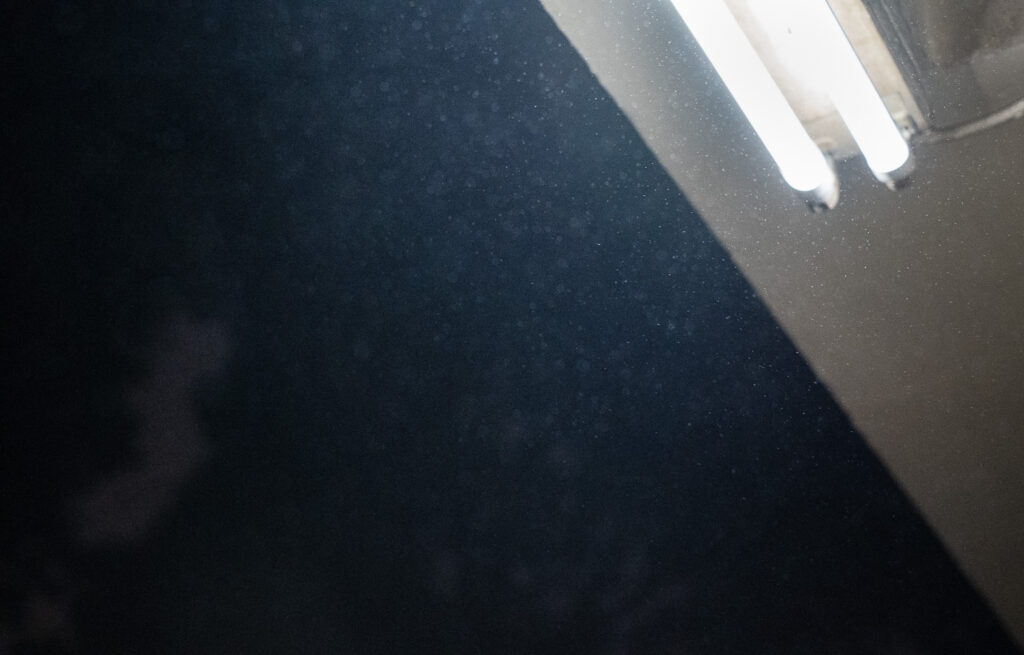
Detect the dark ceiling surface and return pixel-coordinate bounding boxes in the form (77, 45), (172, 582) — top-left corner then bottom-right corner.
(4, 1), (1019, 653)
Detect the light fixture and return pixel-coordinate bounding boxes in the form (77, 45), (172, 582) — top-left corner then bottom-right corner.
(748, 0), (913, 188)
(668, 0), (838, 209)
(670, 0), (916, 206)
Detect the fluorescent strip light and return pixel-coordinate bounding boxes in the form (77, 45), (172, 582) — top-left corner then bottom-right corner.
(754, 0), (912, 185)
(668, 0), (837, 206)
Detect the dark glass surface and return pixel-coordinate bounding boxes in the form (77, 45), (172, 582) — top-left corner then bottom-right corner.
(4, 1), (1018, 653)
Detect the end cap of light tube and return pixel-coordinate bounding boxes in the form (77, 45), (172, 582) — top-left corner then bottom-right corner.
(797, 160), (839, 213)
(873, 151), (915, 191)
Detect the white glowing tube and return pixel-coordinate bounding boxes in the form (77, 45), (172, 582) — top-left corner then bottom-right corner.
(763, 0), (912, 183)
(669, 0), (837, 204)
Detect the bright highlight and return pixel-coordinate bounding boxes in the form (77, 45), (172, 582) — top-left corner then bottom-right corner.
(750, 0), (911, 180)
(668, 0), (837, 195)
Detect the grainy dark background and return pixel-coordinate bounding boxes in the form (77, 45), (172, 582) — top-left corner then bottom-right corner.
(3, 1), (1018, 653)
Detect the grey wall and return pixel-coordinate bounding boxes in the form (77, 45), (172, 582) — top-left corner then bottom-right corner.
(540, 0), (1024, 645)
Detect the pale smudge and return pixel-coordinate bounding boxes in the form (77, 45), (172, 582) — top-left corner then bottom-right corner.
(72, 316), (230, 544)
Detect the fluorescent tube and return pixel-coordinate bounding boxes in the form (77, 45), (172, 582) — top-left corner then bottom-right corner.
(669, 0), (838, 206)
(754, 0), (913, 185)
